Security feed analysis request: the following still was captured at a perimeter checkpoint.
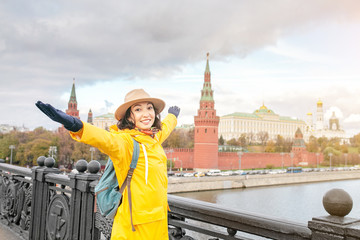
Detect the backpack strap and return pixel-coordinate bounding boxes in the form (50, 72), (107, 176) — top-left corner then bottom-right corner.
(118, 138), (140, 231)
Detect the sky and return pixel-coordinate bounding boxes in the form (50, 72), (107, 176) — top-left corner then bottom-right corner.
(1, 0), (360, 137)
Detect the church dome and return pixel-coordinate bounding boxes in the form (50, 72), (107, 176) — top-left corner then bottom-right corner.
(317, 99), (323, 106)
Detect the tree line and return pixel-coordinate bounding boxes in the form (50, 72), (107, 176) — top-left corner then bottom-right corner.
(2, 127), (360, 168)
(0, 127), (107, 168)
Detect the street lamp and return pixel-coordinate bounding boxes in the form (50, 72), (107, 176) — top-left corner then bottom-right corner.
(328, 153), (333, 171)
(280, 152), (284, 170)
(175, 157), (183, 173)
(90, 147), (96, 161)
(316, 153), (320, 169)
(9, 145), (15, 165)
(237, 151), (243, 170)
(166, 149), (174, 173)
(290, 152), (294, 173)
(344, 153), (348, 168)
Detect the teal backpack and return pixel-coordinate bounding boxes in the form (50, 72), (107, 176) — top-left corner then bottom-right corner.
(95, 138), (140, 231)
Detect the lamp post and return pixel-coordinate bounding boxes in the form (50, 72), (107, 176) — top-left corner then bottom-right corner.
(90, 147), (96, 161)
(316, 152), (320, 169)
(237, 151), (243, 170)
(280, 152), (284, 170)
(344, 153), (348, 169)
(9, 145), (15, 165)
(175, 158), (183, 173)
(166, 149), (174, 173)
(290, 152), (294, 173)
(328, 153), (333, 171)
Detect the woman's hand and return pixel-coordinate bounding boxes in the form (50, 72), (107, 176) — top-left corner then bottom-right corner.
(35, 101), (83, 132)
(168, 106), (180, 118)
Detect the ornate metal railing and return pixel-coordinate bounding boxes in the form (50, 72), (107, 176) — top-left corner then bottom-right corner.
(1, 157), (360, 240)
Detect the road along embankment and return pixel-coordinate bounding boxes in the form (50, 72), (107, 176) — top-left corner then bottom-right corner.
(167, 171), (360, 193)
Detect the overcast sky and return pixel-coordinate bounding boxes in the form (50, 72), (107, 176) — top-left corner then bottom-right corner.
(1, 0), (360, 137)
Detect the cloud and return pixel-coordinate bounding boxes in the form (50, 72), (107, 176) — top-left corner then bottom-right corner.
(344, 114), (360, 123)
(1, 0), (360, 132)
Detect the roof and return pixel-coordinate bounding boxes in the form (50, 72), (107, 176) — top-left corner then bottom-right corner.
(94, 113), (115, 119)
(68, 80), (77, 104)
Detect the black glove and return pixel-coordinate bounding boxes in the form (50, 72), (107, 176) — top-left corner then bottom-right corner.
(35, 101), (83, 132)
(168, 106), (180, 118)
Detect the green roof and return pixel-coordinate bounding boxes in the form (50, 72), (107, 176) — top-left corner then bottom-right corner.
(222, 112), (260, 118)
(69, 81), (77, 104)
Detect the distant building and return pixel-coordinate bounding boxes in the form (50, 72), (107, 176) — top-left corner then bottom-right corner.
(193, 53), (220, 170)
(304, 99), (347, 143)
(218, 104), (306, 142)
(87, 109), (93, 125)
(66, 79), (80, 119)
(93, 113), (117, 130)
(59, 79), (80, 133)
(0, 124), (29, 133)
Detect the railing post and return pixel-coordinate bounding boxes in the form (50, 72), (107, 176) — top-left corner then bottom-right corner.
(29, 156), (60, 240)
(68, 159), (101, 240)
(308, 188), (360, 239)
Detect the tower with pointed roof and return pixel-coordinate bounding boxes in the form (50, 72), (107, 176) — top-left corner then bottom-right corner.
(194, 53), (220, 170)
(87, 109), (93, 125)
(316, 99), (323, 130)
(66, 78), (80, 119)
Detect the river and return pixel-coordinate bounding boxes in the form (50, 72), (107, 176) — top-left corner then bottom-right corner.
(174, 179), (360, 224)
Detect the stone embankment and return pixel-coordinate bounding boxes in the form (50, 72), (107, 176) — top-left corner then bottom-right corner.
(168, 170), (360, 193)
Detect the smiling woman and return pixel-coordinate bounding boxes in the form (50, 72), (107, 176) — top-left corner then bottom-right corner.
(35, 88), (180, 240)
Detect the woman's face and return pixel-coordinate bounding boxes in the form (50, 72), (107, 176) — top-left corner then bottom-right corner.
(129, 101), (155, 130)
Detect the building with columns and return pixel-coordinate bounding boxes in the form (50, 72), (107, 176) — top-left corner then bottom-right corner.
(218, 104), (306, 142)
(93, 113), (117, 130)
(193, 53), (220, 170)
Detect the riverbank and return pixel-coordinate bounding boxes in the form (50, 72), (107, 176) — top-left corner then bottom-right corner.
(168, 170), (360, 193)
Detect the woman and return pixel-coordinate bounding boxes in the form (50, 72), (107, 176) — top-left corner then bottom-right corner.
(36, 89), (180, 239)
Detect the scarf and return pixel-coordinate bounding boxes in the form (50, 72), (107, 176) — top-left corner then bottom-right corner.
(138, 127), (159, 138)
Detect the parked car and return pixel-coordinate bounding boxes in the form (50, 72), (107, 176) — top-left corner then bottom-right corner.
(183, 172), (194, 177)
(194, 172), (205, 177)
(206, 169), (221, 176)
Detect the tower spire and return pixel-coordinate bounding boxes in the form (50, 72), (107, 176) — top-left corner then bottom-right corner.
(69, 78), (77, 104)
(201, 53), (214, 102)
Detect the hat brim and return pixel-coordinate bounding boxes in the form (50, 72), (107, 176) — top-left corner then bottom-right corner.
(115, 98), (165, 121)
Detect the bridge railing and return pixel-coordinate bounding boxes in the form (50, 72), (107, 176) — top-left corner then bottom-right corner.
(1, 157), (360, 240)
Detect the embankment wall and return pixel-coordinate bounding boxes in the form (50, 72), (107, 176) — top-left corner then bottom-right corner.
(168, 171), (360, 193)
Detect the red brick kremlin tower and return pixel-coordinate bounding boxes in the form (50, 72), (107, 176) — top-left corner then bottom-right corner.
(58, 79), (80, 133)
(194, 53), (220, 170)
(66, 79), (80, 119)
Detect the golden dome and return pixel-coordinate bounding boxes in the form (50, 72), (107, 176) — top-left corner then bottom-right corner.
(260, 103), (267, 110)
(317, 99), (323, 106)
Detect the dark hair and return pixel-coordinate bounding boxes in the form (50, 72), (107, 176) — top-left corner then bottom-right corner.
(117, 103), (162, 130)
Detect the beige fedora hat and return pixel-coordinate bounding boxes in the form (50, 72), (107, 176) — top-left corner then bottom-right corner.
(115, 89), (165, 121)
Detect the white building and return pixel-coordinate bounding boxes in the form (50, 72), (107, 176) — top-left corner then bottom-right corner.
(93, 113), (117, 130)
(219, 104), (306, 142)
(304, 100), (347, 142)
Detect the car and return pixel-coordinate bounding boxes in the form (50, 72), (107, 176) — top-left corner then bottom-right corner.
(220, 171), (232, 176)
(206, 169), (221, 176)
(194, 172), (205, 177)
(183, 172), (194, 177)
(175, 172), (184, 177)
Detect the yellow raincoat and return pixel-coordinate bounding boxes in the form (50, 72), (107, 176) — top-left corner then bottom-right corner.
(70, 114), (177, 239)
